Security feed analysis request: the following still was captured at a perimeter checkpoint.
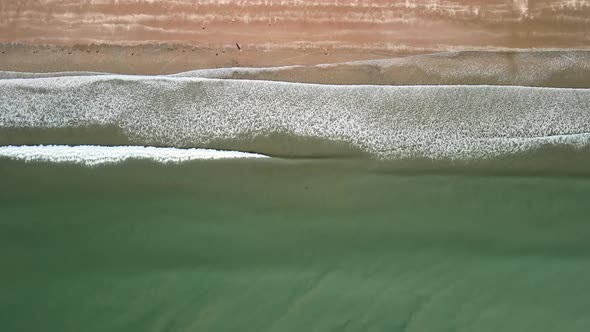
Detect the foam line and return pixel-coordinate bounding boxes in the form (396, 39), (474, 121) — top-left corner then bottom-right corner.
(1, 75), (590, 159)
(3, 50), (590, 88)
(0, 145), (268, 166)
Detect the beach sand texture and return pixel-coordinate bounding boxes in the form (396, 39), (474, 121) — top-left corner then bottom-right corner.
(2, 0), (590, 48)
(1, 1), (590, 73)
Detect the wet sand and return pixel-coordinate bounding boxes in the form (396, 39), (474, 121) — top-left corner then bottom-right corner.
(171, 50), (590, 88)
(2, 44), (590, 89)
(0, 43), (419, 74)
(1, 1), (590, 75)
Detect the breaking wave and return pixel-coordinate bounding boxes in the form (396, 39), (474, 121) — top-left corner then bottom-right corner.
(1, 74), (590, 160)
(0, 145), (268, 166)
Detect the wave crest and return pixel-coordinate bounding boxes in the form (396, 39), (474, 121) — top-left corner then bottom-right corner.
(0, 145), (268, 166)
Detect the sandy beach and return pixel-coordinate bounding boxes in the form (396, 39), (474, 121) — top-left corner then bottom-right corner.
(2, 1), (589, 48)
(1, 0), (589, 74)
(0, 43), (419, 74)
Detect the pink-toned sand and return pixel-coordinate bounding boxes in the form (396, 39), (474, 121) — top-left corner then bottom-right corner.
(2, 1), (589, 49)
(1, 1), (589, 73)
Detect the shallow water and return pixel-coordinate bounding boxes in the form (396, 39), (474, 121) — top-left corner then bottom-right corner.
(2, 61), (590, 331)
(1, 158), (590, 331)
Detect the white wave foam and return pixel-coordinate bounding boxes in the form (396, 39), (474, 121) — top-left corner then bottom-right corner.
(0, 145), (268, 166)
(0, 71), (112, 80)
(1, 75), (590, 159)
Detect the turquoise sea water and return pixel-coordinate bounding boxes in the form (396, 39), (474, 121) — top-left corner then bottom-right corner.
(2, 64), (590, 331)
(2, 158), (590, 331)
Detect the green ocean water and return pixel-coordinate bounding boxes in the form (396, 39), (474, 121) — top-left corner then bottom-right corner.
(1, 158), (590, 332)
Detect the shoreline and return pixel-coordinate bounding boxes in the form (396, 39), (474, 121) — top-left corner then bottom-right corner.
(2, 45), (589, 88)
(1, 43), (590, 75)
(2, 1), (588, 74)
(0, 43), (421, 74)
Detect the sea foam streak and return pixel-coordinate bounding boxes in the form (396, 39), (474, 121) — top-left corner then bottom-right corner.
(1, 75), (590, 159)
(3, 51), (590, 88)
(0, 145), (268, 166)
(170, 51), (590, 88)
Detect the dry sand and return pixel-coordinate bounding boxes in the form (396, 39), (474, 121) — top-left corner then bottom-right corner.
(0, 1), (589, 74)
(2, 1), (589, 48)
